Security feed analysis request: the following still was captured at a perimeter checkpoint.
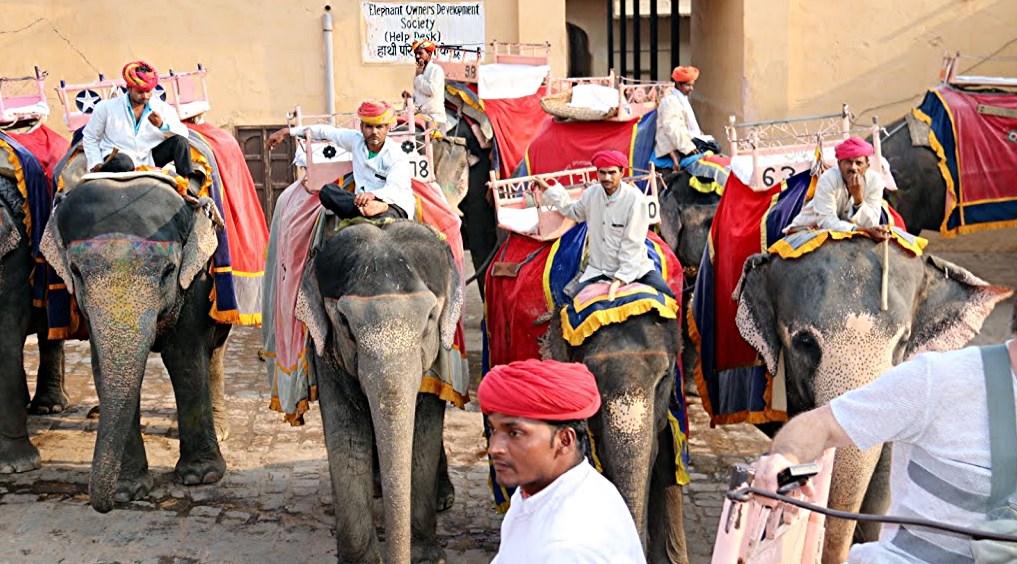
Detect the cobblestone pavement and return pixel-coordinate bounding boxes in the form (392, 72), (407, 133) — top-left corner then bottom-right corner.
(2, 233), (1011, 563)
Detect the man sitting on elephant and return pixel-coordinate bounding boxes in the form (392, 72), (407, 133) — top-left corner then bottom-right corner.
(401, 39), (447, 129)
(784, 136), (892, 240)
(535, 149), (673, 302)
(754, 301), (1017, 563)
(481, 358), (645, 563)
(655, 65), (718, 168)
(82, 61), (199, 183)
(266, 101), (414, 220)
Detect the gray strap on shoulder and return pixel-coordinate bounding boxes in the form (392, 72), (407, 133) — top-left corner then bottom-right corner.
(980, 344), (1017, 511)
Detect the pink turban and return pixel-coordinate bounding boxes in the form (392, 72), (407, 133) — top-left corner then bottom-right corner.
(835, 136), (874, 161)
(122, 61), (158, 92)
(591, 150), (628, 171)
(671, 66), (700, 83)
(411, 39), (437, 54)
(478, 359), (602, 421)
(357, 100), (396, 125)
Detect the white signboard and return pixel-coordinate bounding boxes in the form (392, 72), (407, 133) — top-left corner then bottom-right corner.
(362, 2), (485, 64)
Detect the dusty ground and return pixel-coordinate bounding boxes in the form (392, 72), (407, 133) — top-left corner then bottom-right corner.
(0, 230), (1013, 563)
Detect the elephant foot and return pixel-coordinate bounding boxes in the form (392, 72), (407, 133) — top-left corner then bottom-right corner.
(436, 473), (455, 512)
(114, 471), (153, 503)
(175, 452), (226, 486)
(0, 437), (41, 474)
(28, 388), (71, 415)
(411, 542), (446, 564)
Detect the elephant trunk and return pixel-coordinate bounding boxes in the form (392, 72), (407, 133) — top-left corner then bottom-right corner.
(360, 350), (422, 564)
(596, 391), (658, 545)
(87, 311), (156, 513)
(822, 445), (882, 563)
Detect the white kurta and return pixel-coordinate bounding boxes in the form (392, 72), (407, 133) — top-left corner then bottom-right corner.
(492, 462), (646, 564)
(784, 167), (886, 233)
(543, 181), (654, 284)
(413, 61), (446, 124)
(82, 95), (189, 171)
(288, 125), (415, 217)
(655, 89), (700, 157)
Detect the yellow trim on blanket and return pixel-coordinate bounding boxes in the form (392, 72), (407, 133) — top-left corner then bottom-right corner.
(560, 295), (678, 346)
(689, 176), (724, 196)
(445, 84), (484, 112)
(667, 411), (691, 486)
(910, 107), (959, 237)
(0, 138), (31, 244)
(650, 238), (669, 281)
(767, 229), (927, 260)
(542, 235), (562, 312)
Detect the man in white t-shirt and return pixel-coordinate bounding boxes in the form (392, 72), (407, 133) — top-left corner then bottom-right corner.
(479, 358), (646, 563)
(754, 302), (1017, 563)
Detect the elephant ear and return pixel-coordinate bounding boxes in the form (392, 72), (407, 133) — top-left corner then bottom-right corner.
(179, 199), (219, 290)
(0, 204), (22, 261)
(296, 254), (330, 357)
(734, 253), (780, 373)
(439, 244), (464, 350)
(907, 255), (1013, 357)
(40, 207), (71, 294)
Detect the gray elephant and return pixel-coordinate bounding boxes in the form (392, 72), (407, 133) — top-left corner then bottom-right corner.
(297, 219), (463, 563)
(40, 173), (229, 513)
(734, 237), (1011, 562)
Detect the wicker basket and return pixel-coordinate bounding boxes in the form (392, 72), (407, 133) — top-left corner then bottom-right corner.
(540, 90), (619, 121)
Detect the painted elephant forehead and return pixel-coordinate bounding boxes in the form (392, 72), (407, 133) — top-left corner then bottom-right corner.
(805, 315), (908, 405)
(67, 236), (182, 269)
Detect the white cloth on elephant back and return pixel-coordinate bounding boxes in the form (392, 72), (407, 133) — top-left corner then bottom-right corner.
(288, 124), (416, 218)
(493, 461), (646, 564)
(542, 181), (655, 284)
(783, 167), (885, 234)
(830, 343), (1017, 563)
(81, 94), (189, 171)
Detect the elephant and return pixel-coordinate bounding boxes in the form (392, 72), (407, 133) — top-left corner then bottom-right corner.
(541, 312), (689, 563)
(297, 219), (463, 563)
(734, 236), (1012, 562)
(40, 173), (230, 513)
(876, 116), (946, 235)
(658, 169), (720, 278)
(448, 116), (498, 299)
(0, 172), (68, 475)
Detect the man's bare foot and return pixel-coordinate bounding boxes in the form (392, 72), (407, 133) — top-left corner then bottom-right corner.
(360, 200), (390, 217)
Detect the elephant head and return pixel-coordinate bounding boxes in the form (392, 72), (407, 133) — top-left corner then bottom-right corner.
(659, 171), (719, 275)
(40, 178), (219, 513)
(296, 220), (461, 563)
(734, 237), (1012, 560)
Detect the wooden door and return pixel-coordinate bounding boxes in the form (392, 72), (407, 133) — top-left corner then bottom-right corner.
(236, 125), (296, 223)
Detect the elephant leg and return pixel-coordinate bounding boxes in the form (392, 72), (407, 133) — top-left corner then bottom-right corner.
(28, 307), (69, 414)
(856, 442), (893, 544)
(317, 360), (380, 562)
(647, 428), (689, 564)
(0, 320), (40, 474)
(411, 394), (446, 564)
(208, 326), (230, 442)
(436, 444), (455, 512)
(114, 395), (152, 502)
(160, 306), (225, 486)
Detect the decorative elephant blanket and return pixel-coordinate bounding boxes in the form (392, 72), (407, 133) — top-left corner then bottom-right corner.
(483, 224), (690, 510)
(914, 85), (1017, 235)
(263, 178), (470, 425)
(562, 280), (679, 347)
(6, 124), (69, 184)
(690, 169), (910, 426)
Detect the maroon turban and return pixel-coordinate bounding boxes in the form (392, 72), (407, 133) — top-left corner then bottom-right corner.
(671, 66), (700, 83)
(122, 61), (159, 92)
(591, 150), (628, 171)
(834, 136), (874, 161)
(478, 359), (602, 421)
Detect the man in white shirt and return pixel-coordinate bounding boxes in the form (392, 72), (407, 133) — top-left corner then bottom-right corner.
(401, 39), (447, 128)
(784, 136), (891, 240)
(266, 101), (414, 220)
(479, 358), (646, 564)
(655, 66), (716, 168)
(82, 61), (196, 181)
(535, 149), (672, 302)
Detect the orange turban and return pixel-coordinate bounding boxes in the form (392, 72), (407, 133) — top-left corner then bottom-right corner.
(357, 100), (395, 125)
(411, 39), (437, 53)
(478, 359), (602, 421)
(834, 136), (874, 160)
(123, 61), (159, 92)
(671, 66), (700, 84)
(591, 149), (628, 171)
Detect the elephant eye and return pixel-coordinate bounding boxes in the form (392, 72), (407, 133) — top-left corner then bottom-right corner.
(161, 264), (175, 281)
(69, 264), (82, 279)
(791, 330), (819, 353)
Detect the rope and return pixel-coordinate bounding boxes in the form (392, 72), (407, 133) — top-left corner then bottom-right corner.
(728, 486), (1017, 543)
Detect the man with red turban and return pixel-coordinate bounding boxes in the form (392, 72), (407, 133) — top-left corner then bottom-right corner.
(534, 149), (674, 301)
(266, 100), (414, 220)
(82, 61), (197, 185)
(784, 136), (891, 240)
(479, 359), (645, 563)
(401, 39), (447, 128)
(655, 65), (716, 168)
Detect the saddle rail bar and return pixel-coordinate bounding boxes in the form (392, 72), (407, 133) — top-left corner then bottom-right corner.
(940, 51), (1017, 89)
(0, 66), (48, 126)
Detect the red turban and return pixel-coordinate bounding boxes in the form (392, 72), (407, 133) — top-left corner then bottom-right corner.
(591, 149), (628, 171)
(478, 359), (602, 421)
(671, 66), (700, 83)
(122, 61), (159, 92)
(357, 100), (396, 125)
(835, 136), (874, 160)
(411, 40), (437, 54)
